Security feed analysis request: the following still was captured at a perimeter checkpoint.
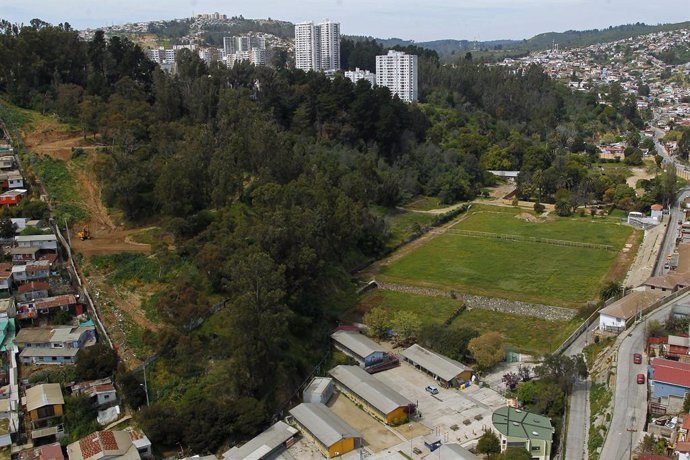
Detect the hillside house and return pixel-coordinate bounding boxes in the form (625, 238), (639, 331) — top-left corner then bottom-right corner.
(289, 403), (361, 458)
(15, 234), (58, 251)
(0, 299), (16, 319)
(24, 383), (65, 442)
(0, 156), (15, 170)
(17, 294), (78, 320)
(18, 442), (65, 460)
(10, 247), (40, 264)
(72, 379), (118, 408)
(328, 365), (413, 424)
(650, 358), (690, 399)
(16, 282), (49, 303)
(598, 290), (664, 333)
(0, 263), (11, 296)
(67, 430), (145, 460)
(15, 325), (96, 365)
(12, 260), (51, 283)
(401, 343), (473, 387)
(668, 336), (690, 358)
(0, 189), (26, 206)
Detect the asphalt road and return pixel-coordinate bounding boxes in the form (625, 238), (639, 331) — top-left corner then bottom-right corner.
(600, 291), (690, 459)
(565, 378), (590, 460)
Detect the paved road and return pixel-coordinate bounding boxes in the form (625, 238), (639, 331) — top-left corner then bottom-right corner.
(600, 291), (690, 459)
(652, 190), (689, 277)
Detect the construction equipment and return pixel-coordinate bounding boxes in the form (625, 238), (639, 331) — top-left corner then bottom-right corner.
(77, 226), (90, 241)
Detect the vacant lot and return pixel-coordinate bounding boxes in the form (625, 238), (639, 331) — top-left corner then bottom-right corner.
(376, 205), (634, 307)
(359, 290), (577, 354)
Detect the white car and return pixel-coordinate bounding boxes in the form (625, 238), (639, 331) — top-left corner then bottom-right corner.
(425, 385), (439, 395)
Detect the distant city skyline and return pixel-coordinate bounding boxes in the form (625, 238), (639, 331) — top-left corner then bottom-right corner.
(2, 0), (689, 42)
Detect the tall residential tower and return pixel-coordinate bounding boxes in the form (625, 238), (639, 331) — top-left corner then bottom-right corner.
(375, 50), (418, 103)
(294, 20), (340, 72)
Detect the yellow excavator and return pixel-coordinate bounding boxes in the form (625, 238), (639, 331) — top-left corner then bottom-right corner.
(77, 226), (90, 241)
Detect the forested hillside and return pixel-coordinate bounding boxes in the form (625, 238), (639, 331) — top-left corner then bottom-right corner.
(0, 19), (656, 453)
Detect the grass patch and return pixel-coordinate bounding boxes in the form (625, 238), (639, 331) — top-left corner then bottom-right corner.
(404, 196), (444, 211)
(0, 100), (32, 131)
(378, 205), (633, 307)
(588, 382), (613, 459)
(91, 252), (159, 285)
(371, 206), (438, 250)
(357, 289), (576, 355)
(32, 155), (89, 225)
(140, 291), (162, 322)
(583, 337), (614, 370)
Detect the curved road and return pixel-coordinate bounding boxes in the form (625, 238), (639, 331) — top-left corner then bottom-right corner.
(599, 291), (690, 459)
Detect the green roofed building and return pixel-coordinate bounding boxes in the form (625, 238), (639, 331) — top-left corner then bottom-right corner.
(491, 406), (554, 460)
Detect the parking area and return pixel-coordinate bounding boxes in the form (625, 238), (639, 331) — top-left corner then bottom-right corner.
(328, 392), (405, 452)
(373, 363), (506, 445)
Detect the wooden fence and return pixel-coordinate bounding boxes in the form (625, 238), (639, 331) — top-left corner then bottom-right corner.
(439, 229), (614, 251)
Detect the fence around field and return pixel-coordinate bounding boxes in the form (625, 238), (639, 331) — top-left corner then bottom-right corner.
(437, 228), (615, 251)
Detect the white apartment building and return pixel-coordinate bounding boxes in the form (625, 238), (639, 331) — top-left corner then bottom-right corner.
(375, 50), (418, 103)
(344, 68), (376, 87)
(295, 20), (340, 72)
(223, 34), (267, 67)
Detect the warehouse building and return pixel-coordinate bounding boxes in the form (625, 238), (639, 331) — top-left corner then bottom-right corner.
(222, 420), (298, 460)
(329, 365), (413, 424)
(401, 344), (473, 387)
(330, 330), (388, 367)
(289, 403), (360, 458)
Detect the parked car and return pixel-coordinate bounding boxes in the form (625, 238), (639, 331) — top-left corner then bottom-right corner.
(633, 353), (642, 364)
(637, 373), (646, 384)
(425, 385), (439, 395)
(664, 262), (671, 270)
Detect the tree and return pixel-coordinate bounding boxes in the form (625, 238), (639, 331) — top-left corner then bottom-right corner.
(390, 311), (421, 345)
(599, 281), (622, 301)
(646, 319), (665, 339)
(468, 332), (505, 371)
(64, 395), (99, 442)
(0, 216), (16, 238)
(76, 343), (118, 380)
(534, 353), (588, 394)
(363, 307), (391, 339)
(476, 430), (500, 454)
(518, 364), (531, 382)
(684, 393), (690, 413)
(502, 372), (520, 390)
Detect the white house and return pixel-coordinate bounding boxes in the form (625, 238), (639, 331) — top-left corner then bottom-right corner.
(598, 290), (664, 332)
(15, 234), (58, 251)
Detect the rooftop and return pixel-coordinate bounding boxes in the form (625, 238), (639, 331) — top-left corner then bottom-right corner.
(438, 444), (480, 460)
(401, 343), (470, 381)
(67, 430), (139, 460)
(651, 358), (690, 388)
(19, 347), (79, 358)
(492, 406), (554, 442)
(328, 365), (412, 415)
(17, 282), (49, 294)
(289, 403), (360, 448)
(599, 290), (664, 320)
(330, 330), (385, 359)
(222, 420), (297, 460)
(25, 383), (64, 412)
(15, 234), (57, 242)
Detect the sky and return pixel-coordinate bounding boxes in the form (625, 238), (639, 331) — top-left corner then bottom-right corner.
(2, 0), (689, 42)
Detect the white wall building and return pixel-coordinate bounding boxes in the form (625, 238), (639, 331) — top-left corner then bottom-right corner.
(295, 20), (340, 72)
(224, 34), (267, 67)
(376, 50), (418, 103)
(344, 68), (376, 87)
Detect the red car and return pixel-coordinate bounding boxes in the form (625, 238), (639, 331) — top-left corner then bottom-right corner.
(637, 373), (646, 384)
(633, 353), (642, 364)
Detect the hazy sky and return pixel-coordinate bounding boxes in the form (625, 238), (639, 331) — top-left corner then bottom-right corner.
(2, 0), (689, 41)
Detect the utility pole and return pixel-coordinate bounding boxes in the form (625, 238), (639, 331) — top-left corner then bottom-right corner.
(627, 426), (638, 460)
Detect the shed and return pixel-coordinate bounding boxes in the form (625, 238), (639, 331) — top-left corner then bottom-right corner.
(330, 330), (388, 367)
(222, 420), (298, 460)
(289, 403), (360, 458)
(328, 365), (412, 424)
(303, 377), (334, 404)
(401, 343), (473, 387)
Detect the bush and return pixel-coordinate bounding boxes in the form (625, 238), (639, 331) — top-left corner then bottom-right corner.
(534, 202), (545, 213)
(76, 343), (118, 380)
(476, 430), (500, 454)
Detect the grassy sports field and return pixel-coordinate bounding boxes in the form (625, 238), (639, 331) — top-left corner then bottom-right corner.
(377, 204), (636, 308)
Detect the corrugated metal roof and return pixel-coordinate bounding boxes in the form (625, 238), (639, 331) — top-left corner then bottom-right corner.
(19, 347), (79, 358)
(15, 235), (57, 242)
(25, 384), (64, 412)
(304, 377), (332, 396)
(599, 290), (663, 320)
(289, 403), (359, 448)
(328, 365), (412, 415)
(401, 344), (469, 381)
(330, 330), (385, 359)
(492, 407), (553, 442)
(222, 421), (297, 460)
(668, 335), (689, 348)
(651, 358), (690, 388)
